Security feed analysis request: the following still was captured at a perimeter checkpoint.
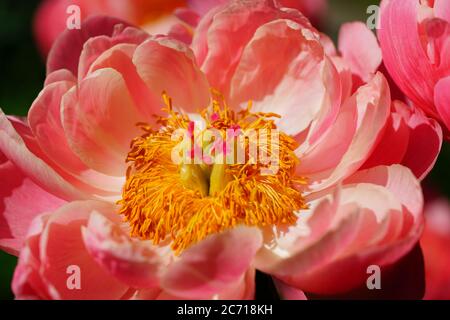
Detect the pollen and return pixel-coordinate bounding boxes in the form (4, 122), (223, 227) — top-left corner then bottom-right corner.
(118, 91), (308, 254)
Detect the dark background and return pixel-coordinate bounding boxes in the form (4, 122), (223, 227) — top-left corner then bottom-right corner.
(0, 0), (449, 300)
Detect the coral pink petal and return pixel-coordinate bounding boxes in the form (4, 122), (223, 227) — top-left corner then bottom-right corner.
(435, 76), (450, 133)
(12, 216), (59, 300)
(297, 92), (357, 175)
(192, 0), (313, 96)
(435, 0), (450, 23)
(62, 68), (145, 176)
(133, 38), (210, 113)
(174, 8), (200, 27)
(301, 73), (391, 191)
(39, 200), (130, 299)
(273, 278), (308, 300)
(346, 165), (423, 222)
(168, 23), (194, 45)
(82, 212), (166, 289)
(258, 165), (423, 294)
(28, 80), (85, 174)
(360, 111), (410, 172)
(378, 0), (436, 114)
(338, 22), (382, 82)
(135, 268), (255, 300)
(400, 108), (443, 180)
(78, 26), (149, 79)
(188, 0), (228, 15)
(44, 69), (76, 86)
(161, 227), (262, 299)
(47, 16), (134, 76)
(230, 19), (340, 137)
(87, 43), (162, 123)
(217, 268), (256, 300)
(0, 111), (87, 201)
(363, 100), (442, 180)
(28, 77), (125, 194)
(0, 161), (65, 256)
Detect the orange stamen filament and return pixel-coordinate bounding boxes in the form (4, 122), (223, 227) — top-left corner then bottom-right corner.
(118, 92), (307, 254)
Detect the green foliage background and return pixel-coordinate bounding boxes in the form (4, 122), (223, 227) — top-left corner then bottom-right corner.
(0, 0), (449, 300)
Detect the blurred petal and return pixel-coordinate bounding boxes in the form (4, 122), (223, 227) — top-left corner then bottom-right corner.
(435, 76), (450, 132)
(421, 197), (450, 299)
(47, 16), (134, 76)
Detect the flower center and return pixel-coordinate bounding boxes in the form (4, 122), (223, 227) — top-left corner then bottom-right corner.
(118, 92), (307, 253)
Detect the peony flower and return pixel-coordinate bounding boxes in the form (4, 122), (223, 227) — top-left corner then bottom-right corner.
(0, 0), (441, 299)
(34, 0), (326, 57)
(378, 0), (450, 138)
(420, 196), (450, 300)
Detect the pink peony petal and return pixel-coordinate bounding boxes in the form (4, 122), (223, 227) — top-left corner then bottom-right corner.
(133, 37), (210, 113)
(161, 227), (262, 299)
(44, 69), (76, 86)
(78, 26), (149, 80)
(86, 43), (162, 123)
(188, 0), (228, 16)
(47, 16), (134, 76)
(12, 215), (60, 300)
(0, 111), (87, 201)
(378, 0), (436, 116)
(192, 0), (313, 96)
(299, 73), (391, 191)
(37, 200), (130, 299)
(362, 100), (442, 180)
(297, 91), (357, 176)
(82, 212), (168, 289)
(435, 76), (450, 133)
(61, 68), (145, 176)
(257, 165), (423, 294)
(397, 104), (443, 180)
(338, 22), (382, 82)
(229, 19), (340, 137)
(174, 8), (200, 27)
(435, 0), (450, 23)
(28, 77), (125, 194)
(273, 278), (307, 300)
(0, 161), (65, 256)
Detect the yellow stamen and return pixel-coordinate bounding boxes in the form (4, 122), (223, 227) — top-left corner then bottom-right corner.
(118, 92), (308, 254)
(180, 164), (209, 197)
(209, 164), (231, 196)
